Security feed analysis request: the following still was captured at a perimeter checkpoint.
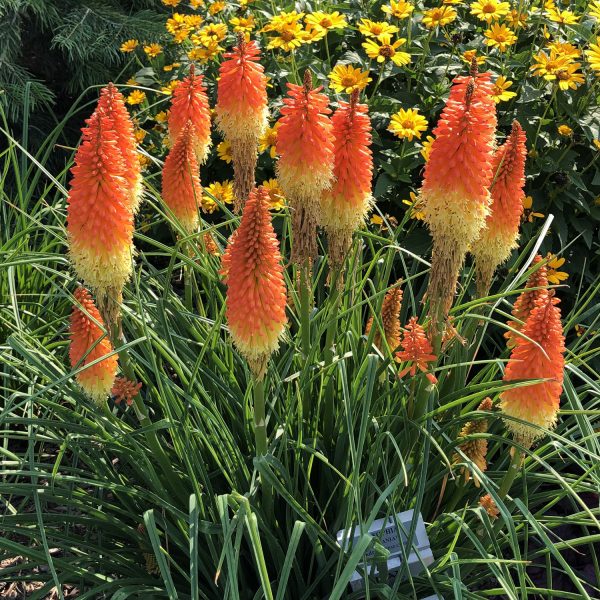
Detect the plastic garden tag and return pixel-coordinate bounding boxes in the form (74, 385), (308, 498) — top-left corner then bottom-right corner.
(336, 509), (434, 592)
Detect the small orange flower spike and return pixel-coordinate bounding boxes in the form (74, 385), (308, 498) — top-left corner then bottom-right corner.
(472, 120), (527, 295)
(419, 62), (497, 333)
(500, 291), (565, 447)
(168, 65), (212, 163)
(321, 90), (373, 269)
(111, 376), (142, 405)
(162, 122), (202, 233)
(216, 38), (268, 211)
(67, 109), (134, 300)
(221, 186), (287, 379)
(396, 316), (438, 384)
(505, 254), (548, 347)
(97, 83), (143, 211)
(276, 70), (334, 263)
(479, 494), (499, 519)
(365, 282), (403, 355)
(69, 287), (118, 403)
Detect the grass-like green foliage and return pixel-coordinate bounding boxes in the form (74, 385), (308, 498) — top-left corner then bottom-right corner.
(1, 91), (600, 598)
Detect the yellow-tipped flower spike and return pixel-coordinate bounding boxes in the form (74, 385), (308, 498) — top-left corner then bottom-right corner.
(276, 70), (334, 263)
(419, 61), (497, 334)
(472, 120), (527, 296)
(220, 186), (287, 379)
(321, 90), (373, 270)
(67, 108), (134, 319)
(69, 287), (118, 403)
(162, 122), (202, 233)
(216, 37), (268, 211)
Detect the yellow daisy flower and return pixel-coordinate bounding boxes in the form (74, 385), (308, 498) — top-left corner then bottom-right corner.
(217, 140), (232, 163)
(388, 108), (428, 141)
(470, 0), (510, 23)
(402, 191), (425, 220)
(162, 0), (181, 6)
(259, 124), (279, 158)
(381, 0), (414, 20)
(163, 62), (181, 72)
(120, 39), (139, 52)
(557, 124), (573, 136)
(547, 41), (581, 60)
(530, 50), (571, 80)
(484, 23), (517, 52)
(328, 64), (372, 94)
(462, 49), (486, 65)
(522, 196), (544, 222)
(422, 6), (457, 28)
(161, 81), (180, 95)
(362, 34), (410, 66)
(261, 179), (286, 210)
(420, 135), (435, 161)
(546, 254), (568, 284)
(208, 1), (225, 15)
(507, 9), (528, 28)
(195, 23), (228, 46)
(188, 42), (222, 62)
(266, 23), (307, 52)
(555, 63), (585, 90)
(262, 11), (304, 32)
(229, 15), (256, 32)
(126, 90), (146, 105)
(190, 0), (204, 7)
(143, 43), (162, 58)
(584, 38), (600, 73)
(590, 0), (600, 20)
(491, 76), (517, 102)
(155, 111), (169, 123)
(203, 181), (234, 212)
(594, 139), (600, 150)
(305, 11), (347, 33)
(547, 7), (579, 24)
(358, 18), (399, 38)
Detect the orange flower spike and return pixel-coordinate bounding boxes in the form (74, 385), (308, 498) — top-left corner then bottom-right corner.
(500, 291), (565, 447)
(216, 38), (268, 210)
(111, 376), (142, 406)
(472, 120), (527, 295)
(69, 288), (118, 403)
(396, 316), (438, 384)
(97, 83), (143, 211)
(162, 122), (202, 233)
(276, 70), (334, 262)
(168, 65), (212, 163)
(321, 90), (373, 268)
(365, 283), (403, 354)
(221, 186), (287, 379)
(505, 254), (548, 347)
(420, 62), (497, 329)
(67, 110), (134, 295)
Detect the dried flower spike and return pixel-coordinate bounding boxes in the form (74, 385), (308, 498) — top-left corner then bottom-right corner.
(111, 376), (142, 406)
(162, 121), (202, 233)
(500, 291), (565, 447)
(69, 287), (118, 403)
(221, 186), (287, 379)
(276, 71), (334, 264)
(321, 90), (373, 270)
(479, 494), (500, 519)
(419, 70), (497, 334)
(396, 316), (438, 384)
(216, 38), (268, 211)
(168, 65), (212, 163)
(365, 282), (403, 355)
(472, 120), (527, 296)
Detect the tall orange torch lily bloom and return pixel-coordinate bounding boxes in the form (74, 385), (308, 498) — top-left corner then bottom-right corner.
(67, 109), (134, 303)
(321, 90), (373, 269)
(216, 38), (268, 211)
(472, 120), (527, 295)
(168, 65), (212, 163)
(420, 62), (497, 333)
(276, 70), (334, 263)
(505, 254), (548, 347)
(69, 287), (118, 403)
(97, 83), (143, 211)
(221, 186), (287, 378)
(162, 122), (202, 233)
(500, 291), (565, 447)
(396, 316), (438, 384)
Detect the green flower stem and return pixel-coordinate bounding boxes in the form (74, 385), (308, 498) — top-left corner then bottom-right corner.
(322, 269), (341, 441)
(253, 375), (273, 516)
(497, 446), (523, 501)
(300, 260), (313, 420)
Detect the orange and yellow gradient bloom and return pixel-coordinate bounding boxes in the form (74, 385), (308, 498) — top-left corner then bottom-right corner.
(472, 120), (527, 295)
(320, 91), (373, 268)
(168, 65), (212, 163)
(162, 121), (202, 233)
(419, 65), (497, 332)
(221, 186), (287, 378)
(396, 316), (438, 384)
(69, 287), (118, 403)
(67, 109), (134, 300)
(216, 38), (268, 210)
(276, 71), (334, 263)
(500, 291), (565, 447)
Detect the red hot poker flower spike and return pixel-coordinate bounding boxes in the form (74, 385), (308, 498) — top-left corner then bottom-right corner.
(168, 65), (212, 163)
(472, 120), (527, 295)
(69, 287), (118, 403)
(396, 316), (438, 384)
(162, 122), (202, 233)
(221, 186), (287, 379)
(500, 291), (565, 447)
